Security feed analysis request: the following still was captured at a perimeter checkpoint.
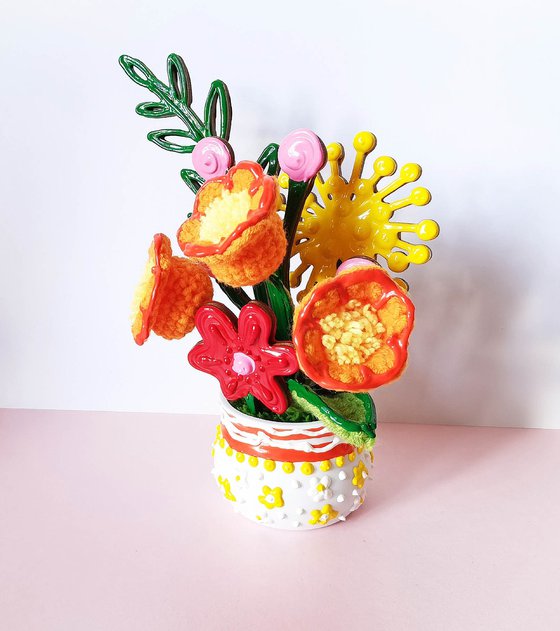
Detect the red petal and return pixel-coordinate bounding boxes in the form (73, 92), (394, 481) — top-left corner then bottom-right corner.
(237, 302), (273, 349)
(250, 376), (288, 415)
(260, 344), (299, 376)
(221, 377), (250, 400)
(188, 342), (230, 388)
(194, 303), (237, 348)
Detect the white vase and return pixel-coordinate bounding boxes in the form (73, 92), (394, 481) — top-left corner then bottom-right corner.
(211, 396), (373, 530)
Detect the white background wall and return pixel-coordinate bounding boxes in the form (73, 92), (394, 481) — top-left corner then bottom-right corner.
(1, 0), (559, 427)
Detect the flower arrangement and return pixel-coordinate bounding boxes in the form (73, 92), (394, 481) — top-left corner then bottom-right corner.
(120, 53), (440, 528)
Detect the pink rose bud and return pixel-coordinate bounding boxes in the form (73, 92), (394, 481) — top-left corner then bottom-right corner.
(278, 129), (326, 182)
(192, 137), (233, 180)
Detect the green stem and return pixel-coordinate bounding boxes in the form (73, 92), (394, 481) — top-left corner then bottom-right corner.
(245, 394), (256, 416)
(280, 178), (315, 287)
(217, 283), (251, 310)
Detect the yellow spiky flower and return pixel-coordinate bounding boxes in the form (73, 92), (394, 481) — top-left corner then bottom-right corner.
(287, 131), (440, 298)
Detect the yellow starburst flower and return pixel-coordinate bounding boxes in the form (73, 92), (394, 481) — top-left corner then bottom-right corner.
(288, 131), (440, 298)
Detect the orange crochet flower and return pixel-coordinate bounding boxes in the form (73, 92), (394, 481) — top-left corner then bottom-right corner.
(131, 234), (213, 345)
(292, 264), (414, 391)
(177, 161), (286, 287)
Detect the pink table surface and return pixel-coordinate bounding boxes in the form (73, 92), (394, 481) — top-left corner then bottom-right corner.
(1, 409), (559, 631)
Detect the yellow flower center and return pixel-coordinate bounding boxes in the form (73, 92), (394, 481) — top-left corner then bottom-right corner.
(199, 189), (252, 244)
(319, 299), (385, 366)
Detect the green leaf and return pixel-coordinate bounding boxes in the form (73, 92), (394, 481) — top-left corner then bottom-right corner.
(135, 101), (173, 118)
(119, 54), (206, 141)
(204, 80), (232, 140)
(147, 129), (196, 153)
(322, 392), (377, 441)
(265, 273), (293, 341)
(180, 168), (204, 194)
(253, 282), (269, 306)
(287, 379), (377, 449)
(167, 54), (192, 106)
(257, 143), (280, 176)
(118, 55), (153, 88)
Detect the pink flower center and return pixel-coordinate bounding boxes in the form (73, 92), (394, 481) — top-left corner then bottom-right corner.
(232, 352), (256, 376)
(336, 257), (376, 275)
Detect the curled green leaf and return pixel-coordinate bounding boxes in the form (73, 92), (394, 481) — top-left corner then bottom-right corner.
(180, 168), (204, 194)
(119, 55), (154, 88)
(147, 129), (196, 153)
(257, 143), (280, 176)
(135, 101), (173, 118)
(167, 54), (192, 106)
(119, 53), (205, 142)
(204, 80), (232, 140)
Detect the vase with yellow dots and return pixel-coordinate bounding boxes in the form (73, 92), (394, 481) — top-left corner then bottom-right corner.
(121, 53), (440, 529)
(212, 398), (374, 530)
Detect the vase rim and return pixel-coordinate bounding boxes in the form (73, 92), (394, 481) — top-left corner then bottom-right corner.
(220, 395), (325, 430)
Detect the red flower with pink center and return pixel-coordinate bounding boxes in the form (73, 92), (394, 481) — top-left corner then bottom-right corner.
(188, 302), (299, 414)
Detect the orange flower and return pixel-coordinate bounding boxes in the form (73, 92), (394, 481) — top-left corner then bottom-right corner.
(131, 234), (213, 345)
(292, 264), (414, 391)
(177, 161), (286, 287)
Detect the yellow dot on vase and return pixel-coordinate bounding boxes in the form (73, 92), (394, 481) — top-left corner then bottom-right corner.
(219, 439), (225, 448)
(301, 462), (315, 475)
(256, 515), (262, 521)
(357, 447), (364, 454)
(335, 456), (345, 467)
(282, 462), (295, 474)
(236, 452), (245, 463)
(226, 446), (233, 456)
(320, 460), (331, 471)
(211, 448), (215, 457)
(264, 460), (276, 472)
(248, 456), (259, 467)
(317, 483), (325, 492)
(349, 452), (356, 462)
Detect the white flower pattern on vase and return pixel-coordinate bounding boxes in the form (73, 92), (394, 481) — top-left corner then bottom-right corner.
(307, 475), (334, 502)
